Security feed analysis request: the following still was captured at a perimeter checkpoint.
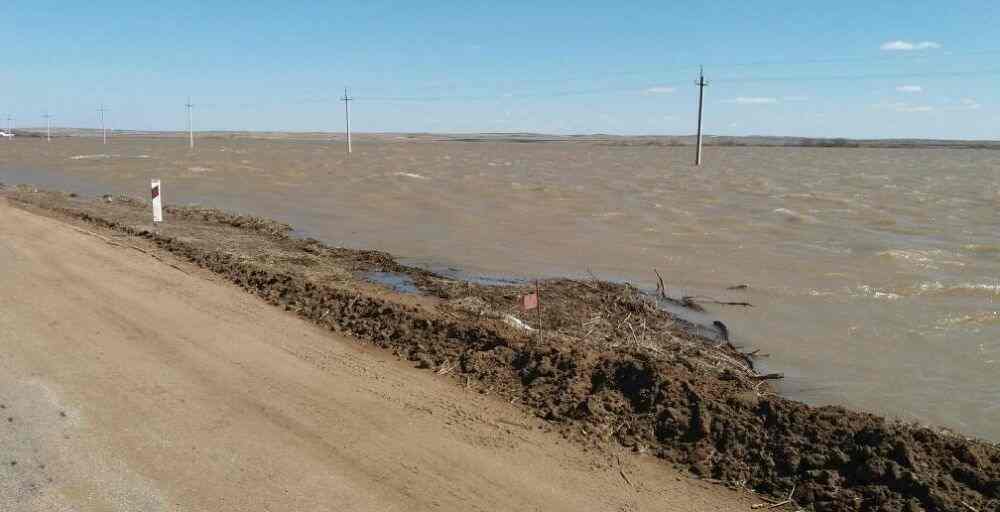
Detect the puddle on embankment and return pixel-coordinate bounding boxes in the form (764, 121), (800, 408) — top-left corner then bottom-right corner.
(363, 266), (732, 346)
(363, 271), (421, 294)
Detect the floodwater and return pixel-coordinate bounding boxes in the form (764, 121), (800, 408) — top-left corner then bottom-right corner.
(3, 136), (998, 440)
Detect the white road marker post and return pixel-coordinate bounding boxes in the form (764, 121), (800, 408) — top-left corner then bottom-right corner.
(151, 180), (163, 223)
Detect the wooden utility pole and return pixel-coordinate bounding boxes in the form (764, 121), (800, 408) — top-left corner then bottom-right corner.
(695, 66), (709, 166)
(341, 87), (353, 154)
(185, 97), (195, 150)
(98, 104), (108, 144)
(43, 112), (52, 141)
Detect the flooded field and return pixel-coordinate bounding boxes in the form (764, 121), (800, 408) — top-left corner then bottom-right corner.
(3, 135), (998, 440)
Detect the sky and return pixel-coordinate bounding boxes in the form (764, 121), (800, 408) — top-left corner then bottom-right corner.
(3, 1), (999, 139)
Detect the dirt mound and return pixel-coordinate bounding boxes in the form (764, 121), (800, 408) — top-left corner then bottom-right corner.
(6, 188), (998, 512)
(164, 205), (293, 238)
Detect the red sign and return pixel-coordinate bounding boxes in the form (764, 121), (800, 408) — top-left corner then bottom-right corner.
(522, 292), (538, 311)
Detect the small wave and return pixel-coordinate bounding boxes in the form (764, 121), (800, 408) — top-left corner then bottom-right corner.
(877, 249), (947, 269)
(69, 154), (150, 160)
(394, 172), (429, 180)
(772, 207), (817, 224)
(912, 281), (1000, 297)
(69, 154), (117, 160)
(782, 192), (853, 207)
(856, 285), (901, 300)
(936, 311), (1000, 327)
(188, 166), (213, 173)
(961, 244), (1000, 255)
(809, 289), (836, 297)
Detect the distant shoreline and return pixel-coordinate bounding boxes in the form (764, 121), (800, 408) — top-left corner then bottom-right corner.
(8, 128), (1000, 149)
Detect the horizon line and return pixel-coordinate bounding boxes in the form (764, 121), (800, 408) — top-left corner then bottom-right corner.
(6, 127), (1000, 143)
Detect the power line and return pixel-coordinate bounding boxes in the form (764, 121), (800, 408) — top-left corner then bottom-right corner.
(12, 56), (996, 135)
(362, 48), (1000, 93)
(711, 67), (1000, 84)
(351, 83), (691, 103)
(343, 67), (1000, 103)
(84, 66), (996, 112)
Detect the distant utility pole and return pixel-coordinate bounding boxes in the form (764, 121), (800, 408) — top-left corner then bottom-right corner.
(43, 111), (52, 142)
(98, 104), (109, 144)
(5, 115), (11, 141)
(341, 87), (353, 154)
(695, 66), (709, 166)
(185, 97), (195, 150)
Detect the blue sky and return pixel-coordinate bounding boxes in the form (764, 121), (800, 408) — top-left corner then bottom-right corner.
(3, 1), (999, 138)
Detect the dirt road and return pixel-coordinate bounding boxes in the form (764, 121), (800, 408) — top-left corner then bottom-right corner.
(0, 199), (750, 511)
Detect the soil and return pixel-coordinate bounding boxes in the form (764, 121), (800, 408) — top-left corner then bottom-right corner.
(1, 197), (754, 511)
(5, 185), (998, 512)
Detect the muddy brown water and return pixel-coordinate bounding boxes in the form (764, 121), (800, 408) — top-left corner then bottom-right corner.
(2, 136), (998, 441)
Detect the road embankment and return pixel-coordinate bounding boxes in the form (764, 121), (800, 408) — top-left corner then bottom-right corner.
(3, 186), (997, 512)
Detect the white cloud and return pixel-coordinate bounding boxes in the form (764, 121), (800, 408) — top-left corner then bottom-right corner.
(895, 85), (923, 93)
(725, 97), (778, 104)
(957, 98), (982, 110)
(782, 95), (809, 101)
(873, 101), (933, 113)
(644, 86), (676, 94)
(880, 40), (941, 51)
(896, 105), (933, 112)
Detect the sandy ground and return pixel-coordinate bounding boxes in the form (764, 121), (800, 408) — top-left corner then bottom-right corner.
(0, 199), (752, 511)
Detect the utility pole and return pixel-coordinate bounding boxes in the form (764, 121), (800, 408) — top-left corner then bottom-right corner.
(185, 97), (195, 150)
(695, 66), (709, 166)
(43, 112), (52, 142)
(341, 87), (353, 154)
(5, 115), (11, 141)
(98, 104), (108, 144)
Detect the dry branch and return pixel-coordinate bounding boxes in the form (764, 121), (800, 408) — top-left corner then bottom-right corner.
(682, 295), (753, 307)
(653, 268), (667, 299)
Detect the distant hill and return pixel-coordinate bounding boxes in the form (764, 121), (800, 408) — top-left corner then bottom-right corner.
(599, 134), (1000, 149)
(10, 128), (1000, 149)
